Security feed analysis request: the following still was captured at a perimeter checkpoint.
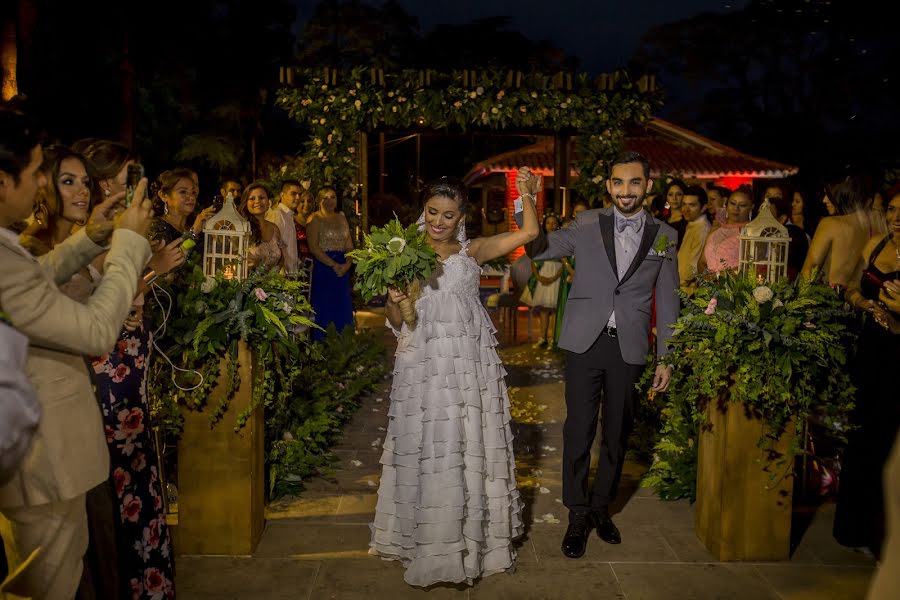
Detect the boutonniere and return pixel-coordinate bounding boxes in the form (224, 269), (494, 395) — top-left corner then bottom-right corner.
(0, 310), (11, 326)
(648, 234), (675, 258)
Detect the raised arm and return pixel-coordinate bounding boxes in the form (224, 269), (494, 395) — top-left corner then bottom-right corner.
(2, 229), (151, 356)
(469, 167), (540, 264)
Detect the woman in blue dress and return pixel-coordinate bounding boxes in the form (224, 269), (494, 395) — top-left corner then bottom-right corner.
(307, 186), (354, 341)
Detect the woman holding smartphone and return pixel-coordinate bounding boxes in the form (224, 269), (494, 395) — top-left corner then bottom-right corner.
(834, 192), (900, 559)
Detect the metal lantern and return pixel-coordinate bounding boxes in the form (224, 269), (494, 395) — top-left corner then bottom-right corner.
(202, 193), (250, 280)
(738, 199), (790, 283)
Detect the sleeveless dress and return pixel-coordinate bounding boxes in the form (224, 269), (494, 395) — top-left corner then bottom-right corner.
(370, 241), (524, 587)
(310, 217), (353, 342)
(520, 260), (563, 308)
(833, 236), (900, 557)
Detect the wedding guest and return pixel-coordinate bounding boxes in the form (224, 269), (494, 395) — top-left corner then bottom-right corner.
(371, 173), (538, 586)
(663, 178), (686, 224)
(801, 177), (871, 287)
(765, 194), (809, 280)
(73, 138), (136, 200)
(151, 168), (216, 244)
(219, 177), (242, 204)
(295, 187), (315, 263)
(698, 186), (753, 274)
(706, 185), (729, 225)
(0, 107), (153, 600)
(266, 179), (302, 273)
(26, 146), (178, 599)
(677, 186), (711, 293)
(867, 433), (900, 600)
(834, 193), (900, 559)
(307, 186), (353, 341)
(237, 182), (284, 272)
(521, 213), (563, 349)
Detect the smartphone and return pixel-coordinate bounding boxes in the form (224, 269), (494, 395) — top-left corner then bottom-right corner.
(124, 163), (145, 207)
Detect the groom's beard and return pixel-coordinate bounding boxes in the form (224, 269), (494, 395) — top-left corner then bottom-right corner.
(614, 195), (643, 215)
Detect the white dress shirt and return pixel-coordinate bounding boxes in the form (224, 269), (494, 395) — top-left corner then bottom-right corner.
(266, 203), (299, 272)
(608, 209), (646, 329)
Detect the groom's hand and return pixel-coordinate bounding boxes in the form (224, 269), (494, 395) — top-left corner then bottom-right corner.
(651, 364), (673, 393)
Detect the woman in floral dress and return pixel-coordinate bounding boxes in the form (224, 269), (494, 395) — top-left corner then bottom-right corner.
(26, 145), (177, 599)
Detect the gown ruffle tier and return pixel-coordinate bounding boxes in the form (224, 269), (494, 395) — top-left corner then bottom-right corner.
(369, 242), (524, 587)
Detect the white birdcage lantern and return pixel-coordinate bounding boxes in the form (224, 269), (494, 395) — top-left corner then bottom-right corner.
(738, 199), (790, 284)
(202, 193), (250, 281)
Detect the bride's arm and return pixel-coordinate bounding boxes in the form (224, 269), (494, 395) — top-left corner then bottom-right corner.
(469, 167), (540, 264)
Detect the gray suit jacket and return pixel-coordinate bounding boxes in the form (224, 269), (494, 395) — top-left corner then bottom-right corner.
(529, 208), (680, 364)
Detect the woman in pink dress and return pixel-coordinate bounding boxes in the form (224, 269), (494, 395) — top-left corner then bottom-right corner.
(698, 185), (753, 275)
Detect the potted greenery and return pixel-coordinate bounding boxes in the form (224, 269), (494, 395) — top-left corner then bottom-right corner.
(642, 271), (856, 559)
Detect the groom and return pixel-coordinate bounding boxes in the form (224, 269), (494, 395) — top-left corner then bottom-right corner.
(522, 151), (679, 558)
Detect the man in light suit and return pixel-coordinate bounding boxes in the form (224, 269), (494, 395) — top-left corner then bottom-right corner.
(523, 151), (679, 558)
(0, 107), (154, 599)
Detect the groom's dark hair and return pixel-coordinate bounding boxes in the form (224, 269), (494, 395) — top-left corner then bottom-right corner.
(609, 151), (650, 181)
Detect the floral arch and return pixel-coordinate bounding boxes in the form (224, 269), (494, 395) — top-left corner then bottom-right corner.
(275, 66), (661, 230)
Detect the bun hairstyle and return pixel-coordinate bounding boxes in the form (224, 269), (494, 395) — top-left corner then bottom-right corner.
(151, 168), (195, 215)
(76, 139), (137, 182)
(421, 176), (470, 214)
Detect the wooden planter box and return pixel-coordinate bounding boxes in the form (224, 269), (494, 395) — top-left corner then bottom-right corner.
(695, 394), (794, 561)
(174, 342), (265, 555)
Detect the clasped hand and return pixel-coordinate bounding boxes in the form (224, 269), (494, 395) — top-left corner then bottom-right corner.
(515, 166), (542, 198)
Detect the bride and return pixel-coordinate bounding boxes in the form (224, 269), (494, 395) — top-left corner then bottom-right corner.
(369, 169), (540, 586)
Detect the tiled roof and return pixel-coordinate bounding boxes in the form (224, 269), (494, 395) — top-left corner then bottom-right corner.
(465, 118), (799, 182)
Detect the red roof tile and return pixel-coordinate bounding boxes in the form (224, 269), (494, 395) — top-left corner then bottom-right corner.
(466, 118), (798, 182)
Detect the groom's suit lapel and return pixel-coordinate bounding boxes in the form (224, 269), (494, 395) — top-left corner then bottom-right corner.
(598, 212), (618, 279)
(620, 215), (659, 286)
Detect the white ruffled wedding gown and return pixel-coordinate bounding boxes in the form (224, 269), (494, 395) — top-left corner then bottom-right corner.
(369, 240), (524, 587)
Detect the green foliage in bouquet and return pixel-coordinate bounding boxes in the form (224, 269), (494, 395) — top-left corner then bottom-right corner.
(640, 271), (857, 501)
(346, 216), (438, 301)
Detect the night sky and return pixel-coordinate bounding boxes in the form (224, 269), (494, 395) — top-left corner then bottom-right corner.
(294, 0), (750, 73)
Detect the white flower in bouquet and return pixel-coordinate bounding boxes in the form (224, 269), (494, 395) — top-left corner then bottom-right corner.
(200, 279), (217, 294)
(752, 285), (774, 303)
(387, 236), (406, 254)
(347, 216), (438, 327)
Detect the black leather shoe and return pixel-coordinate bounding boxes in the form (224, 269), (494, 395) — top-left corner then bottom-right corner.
(594, 513), (621, 545)
(561, 514), (590, 558)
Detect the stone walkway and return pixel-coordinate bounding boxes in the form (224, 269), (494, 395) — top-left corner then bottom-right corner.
(177, 310), (876, 599)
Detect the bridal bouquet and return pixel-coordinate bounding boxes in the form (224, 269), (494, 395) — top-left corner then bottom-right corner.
(347, 216), (438, 328)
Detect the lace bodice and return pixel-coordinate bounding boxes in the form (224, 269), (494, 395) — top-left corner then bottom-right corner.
(420, 242), (481, 306)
